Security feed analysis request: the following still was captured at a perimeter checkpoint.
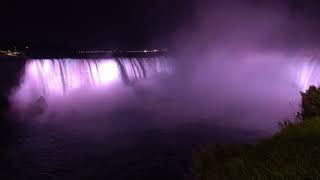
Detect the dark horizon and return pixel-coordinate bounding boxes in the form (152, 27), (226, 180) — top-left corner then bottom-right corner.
(0, 0), (194, 51)
(2, 0), (320, 51)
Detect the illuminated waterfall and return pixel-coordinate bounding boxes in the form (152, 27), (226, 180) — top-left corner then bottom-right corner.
(12, 52), (320, 112)
(12, 57), (173, 106)
(291, 55), (320, 92)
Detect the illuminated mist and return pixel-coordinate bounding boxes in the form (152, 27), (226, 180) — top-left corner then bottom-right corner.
(9, 2), (320, 136)
(10, 53), (320, 132)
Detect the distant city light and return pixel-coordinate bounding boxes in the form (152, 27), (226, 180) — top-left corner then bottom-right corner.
(76, 49), (167, 54)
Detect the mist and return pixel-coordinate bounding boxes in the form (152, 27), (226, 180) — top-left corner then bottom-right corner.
(162, 0), (319, 132)
(9, 1), (320, 139)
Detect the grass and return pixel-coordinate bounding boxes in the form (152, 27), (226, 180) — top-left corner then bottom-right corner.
(193, 117), (320, 180)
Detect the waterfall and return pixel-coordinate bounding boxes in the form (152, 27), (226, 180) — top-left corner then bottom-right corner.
(290, 54), (320, 92)
(12, 57), (173, 106)
(12, 52), (320, 112)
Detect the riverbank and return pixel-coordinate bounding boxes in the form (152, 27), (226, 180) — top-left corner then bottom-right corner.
(194, 117), (320, 180)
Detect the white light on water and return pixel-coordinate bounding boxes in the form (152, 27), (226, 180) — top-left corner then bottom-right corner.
(91, 60), (120, 84)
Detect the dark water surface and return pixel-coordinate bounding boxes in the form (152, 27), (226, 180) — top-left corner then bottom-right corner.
(0, 109), (264, 180)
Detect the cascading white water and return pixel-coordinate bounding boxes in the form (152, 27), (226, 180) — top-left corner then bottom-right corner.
(11, 57), (173, 108)
(24, 59), (120, 96)
(290, 55), (320, 92)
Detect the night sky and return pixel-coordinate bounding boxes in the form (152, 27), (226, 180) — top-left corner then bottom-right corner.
(1, 0), (320, 51)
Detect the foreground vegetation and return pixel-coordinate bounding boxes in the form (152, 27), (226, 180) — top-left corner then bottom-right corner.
(194, 86), (320, 180)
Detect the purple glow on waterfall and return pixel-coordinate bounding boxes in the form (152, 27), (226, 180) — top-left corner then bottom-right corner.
(26, 59), (120, 95)
(293, 57), (320, 92)
(8, 52), (320, 133)
(11, 57), (173, 110)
